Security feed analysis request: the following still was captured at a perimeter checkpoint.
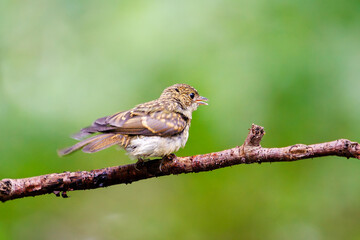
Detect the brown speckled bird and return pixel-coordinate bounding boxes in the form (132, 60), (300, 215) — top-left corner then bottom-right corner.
(58, 84), (208, 162)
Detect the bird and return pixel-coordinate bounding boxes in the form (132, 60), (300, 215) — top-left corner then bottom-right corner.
(58, 84), (208, 165)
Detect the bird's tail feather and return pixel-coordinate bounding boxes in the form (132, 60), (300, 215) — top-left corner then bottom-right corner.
(82, 134), (129, 153)
(58, 133), (128, 156)
(71, 125), (117, 140)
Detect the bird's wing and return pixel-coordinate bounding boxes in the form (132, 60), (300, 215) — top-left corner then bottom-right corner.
(97, 111), (133, 128)
(71, 111), (131, 140)
(107, 111), (187, 136)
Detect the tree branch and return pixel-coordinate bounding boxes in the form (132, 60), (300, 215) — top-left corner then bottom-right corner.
(1, 124), (360, 202)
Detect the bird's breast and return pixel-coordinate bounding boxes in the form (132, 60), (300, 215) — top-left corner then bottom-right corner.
(125, 125), (189, 158)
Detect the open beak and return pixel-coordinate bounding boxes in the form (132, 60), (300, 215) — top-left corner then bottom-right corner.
(196, 96), (208, 105)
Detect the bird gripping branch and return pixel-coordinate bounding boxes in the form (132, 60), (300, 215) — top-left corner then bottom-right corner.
(58, 84), (208, 165)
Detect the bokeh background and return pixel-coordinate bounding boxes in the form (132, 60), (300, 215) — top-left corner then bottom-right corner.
(1, 0), (360, 239)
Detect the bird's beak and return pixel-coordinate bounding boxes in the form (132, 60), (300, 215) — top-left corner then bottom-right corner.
(196, 96), (208, 105)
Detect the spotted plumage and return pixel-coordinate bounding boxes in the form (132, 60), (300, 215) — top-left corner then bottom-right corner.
(58, 84), (208, 160)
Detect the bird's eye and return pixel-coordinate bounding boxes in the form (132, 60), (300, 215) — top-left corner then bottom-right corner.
(175, 88), (180, 93)
(189, 93), (195, 99)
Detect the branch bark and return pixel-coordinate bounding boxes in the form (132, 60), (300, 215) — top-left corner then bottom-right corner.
(1, 124), (360, 202)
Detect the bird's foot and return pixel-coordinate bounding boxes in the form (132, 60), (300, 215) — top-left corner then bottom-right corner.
(166, 153), (176, 160)
(135, 158), (145, 171)
(159, 154), (177, 172)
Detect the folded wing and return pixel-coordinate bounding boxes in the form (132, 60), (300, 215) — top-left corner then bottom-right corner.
(109, 111), (187, 136)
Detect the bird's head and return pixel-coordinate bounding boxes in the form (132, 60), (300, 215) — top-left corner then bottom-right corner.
(160, 84), (208, 115)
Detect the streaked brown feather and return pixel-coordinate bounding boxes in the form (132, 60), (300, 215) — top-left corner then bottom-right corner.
(58, 133), (130, 156)
(58, 134), (110, 156)
(72, 125), (117, 140)
(82, 134), (128, 153)
(110, 111), (187, 136)
(105, 111), (133, 127)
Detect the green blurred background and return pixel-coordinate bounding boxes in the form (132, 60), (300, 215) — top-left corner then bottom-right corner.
(1, 0), (360, 239)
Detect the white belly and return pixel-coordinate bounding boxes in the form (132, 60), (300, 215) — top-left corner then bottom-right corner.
(125, 126), (189, 159)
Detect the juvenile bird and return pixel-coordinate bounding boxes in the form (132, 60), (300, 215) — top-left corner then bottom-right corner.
(58, 84), (208, 163)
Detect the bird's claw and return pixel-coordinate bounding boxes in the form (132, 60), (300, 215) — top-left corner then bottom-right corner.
(166, 153), (176, 160)
(135, 158), (145, 171)
(159, 154), (177, 172)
